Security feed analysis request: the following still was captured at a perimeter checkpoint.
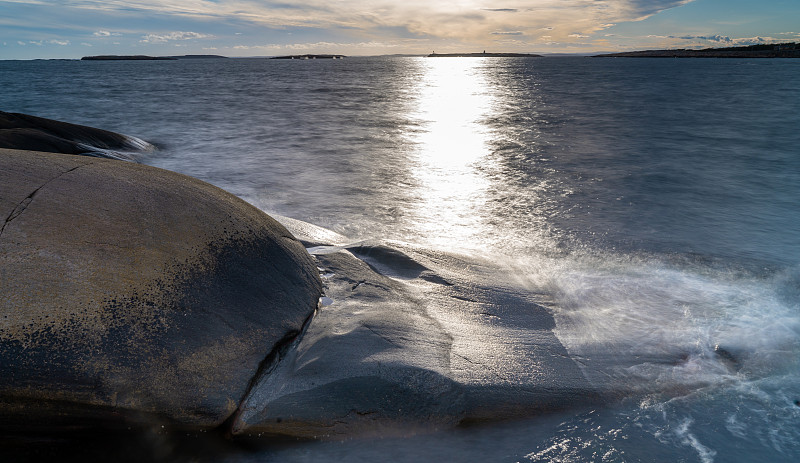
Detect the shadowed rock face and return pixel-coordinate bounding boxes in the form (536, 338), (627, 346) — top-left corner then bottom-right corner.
(0, 148), (322, 429)
(0, 111), (152, 159)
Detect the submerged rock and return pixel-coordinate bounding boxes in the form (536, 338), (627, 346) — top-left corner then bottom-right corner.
(0, 148), (322, 430)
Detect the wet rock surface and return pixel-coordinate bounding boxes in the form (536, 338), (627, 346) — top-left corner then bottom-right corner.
(232, 235), (599, 439)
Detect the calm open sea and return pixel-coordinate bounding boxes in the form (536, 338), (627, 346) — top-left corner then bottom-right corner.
(1, 56), (798, 462)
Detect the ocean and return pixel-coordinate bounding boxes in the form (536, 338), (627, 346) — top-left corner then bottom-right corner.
(1, 56), (798, 462)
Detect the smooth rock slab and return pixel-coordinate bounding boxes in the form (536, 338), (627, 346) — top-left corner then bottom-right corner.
(232, 249), (464, 438)
(232, 239), (599, 438)
(0, 148), (322, 429)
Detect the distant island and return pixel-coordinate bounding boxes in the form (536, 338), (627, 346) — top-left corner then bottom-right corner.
(428, 52), (541, 58)
(595, 42), (799, 58)
(270, 54), (346, 60)
(82, 55), (176, 61)
(81, 55), (228, 61)
(168, 55), (229, 60)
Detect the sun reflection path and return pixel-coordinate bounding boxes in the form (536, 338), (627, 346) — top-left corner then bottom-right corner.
(407, 57), (496, 250)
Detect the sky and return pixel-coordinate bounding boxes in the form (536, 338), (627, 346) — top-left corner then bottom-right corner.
(1, 0), (798, 59)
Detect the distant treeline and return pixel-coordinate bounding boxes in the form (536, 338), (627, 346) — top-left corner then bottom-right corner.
(596, 42), (799, 58)
(710, 42), (797, 52)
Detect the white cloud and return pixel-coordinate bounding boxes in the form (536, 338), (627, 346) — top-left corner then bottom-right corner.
(678, 34), (732, 43)
(232, 40), (399, 52)
(49, 0), (696, 47)
(81, 42), (93, 47)
(664, 34), (787, 46)
(569, 34), (590, 38)
(94, 30), (122, 37)
(140, 31), (215, 43)
(635, 33), (796, 52)
(15, 39), (71, 46)
(728, 36), (783, 46)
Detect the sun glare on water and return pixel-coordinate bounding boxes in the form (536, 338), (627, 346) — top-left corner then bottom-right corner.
(406, 57), (496, 249)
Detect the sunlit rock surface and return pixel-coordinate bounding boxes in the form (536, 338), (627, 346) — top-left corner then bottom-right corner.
(232, 248), (465, 437)
(0, 148), (322, 429)
(233, 220), (600, 438)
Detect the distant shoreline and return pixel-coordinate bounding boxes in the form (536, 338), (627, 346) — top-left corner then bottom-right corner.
(428, 52), (541, 58)
(595, 42), (799, 58)
(81, 55), (228, 61)
(270, 54), (346, 60)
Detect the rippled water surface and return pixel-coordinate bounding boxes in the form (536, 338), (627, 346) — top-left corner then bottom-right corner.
(2, 56), (799, 462)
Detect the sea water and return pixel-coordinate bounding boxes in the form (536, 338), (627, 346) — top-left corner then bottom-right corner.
(1, 56), (799, 462)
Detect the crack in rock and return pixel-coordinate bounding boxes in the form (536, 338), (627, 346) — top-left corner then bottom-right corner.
(0, 162), (93, 240)
(223, 307), (318, 435)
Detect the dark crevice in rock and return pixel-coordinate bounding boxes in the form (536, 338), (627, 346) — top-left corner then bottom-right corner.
(452, 352), (507, 382)
(0, 162), (93, 240)
(361, 324), (403, 349)
(219, 306), (319, 437)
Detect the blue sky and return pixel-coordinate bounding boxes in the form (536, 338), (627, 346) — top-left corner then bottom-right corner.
(1, 1), (798, 59)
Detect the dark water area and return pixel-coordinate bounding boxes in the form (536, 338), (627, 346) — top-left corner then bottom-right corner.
(1, 57), (799, 462)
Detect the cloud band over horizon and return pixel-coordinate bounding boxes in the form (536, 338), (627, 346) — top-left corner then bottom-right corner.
(1, 0), (797, 58)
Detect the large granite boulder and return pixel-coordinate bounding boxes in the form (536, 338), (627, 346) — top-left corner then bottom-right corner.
(0, 148), (322, 431)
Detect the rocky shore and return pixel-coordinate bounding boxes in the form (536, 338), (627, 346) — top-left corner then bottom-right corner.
(1, 113), (602, 460)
